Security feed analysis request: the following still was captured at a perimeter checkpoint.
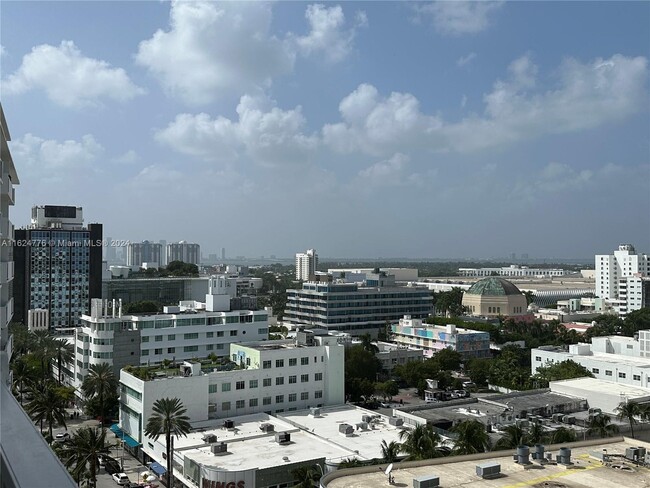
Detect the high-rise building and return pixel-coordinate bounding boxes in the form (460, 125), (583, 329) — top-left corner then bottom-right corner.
(13, 206), (102, 329)
(167, 240), (200, 265)
(127, 240), (162, 268)
(104, 235), (117, 263)
(295, 248), (318, 281)
(596, 244), (649, 317)
(221, 247), (226, 260)
(159, 239), (167, 266)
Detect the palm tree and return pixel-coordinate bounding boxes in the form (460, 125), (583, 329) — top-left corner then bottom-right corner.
(449, 420), (490, 455)
(528, 422), (547, 445)
(380, 439), (402, 462)
(338, 458), (364, 468)
(11, 357), (36, 405)
(549, 427), (577, 444)
(616, 401), (641, 439)
(82, 363), (118, 426)
(144, 397), (192, 488)
(587, 414), (619, 438)
(31, 329), (56, 380)
(360, 333), (379, 354)
(59, 427), (112, 488)
(25, 382), (68, 439)
(8, 322), (34, 356)
(52, 337), (74, 384)
(494, 424), (529, 450)
(291, 464), (321, 488)
(398, 424), (447, 460)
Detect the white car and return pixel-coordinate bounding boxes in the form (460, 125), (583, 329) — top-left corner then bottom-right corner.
(112, 473), (130, 485)
(54, 432), (71, 443)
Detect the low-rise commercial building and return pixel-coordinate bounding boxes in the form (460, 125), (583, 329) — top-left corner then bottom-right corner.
(374, 341), (424, 372)
(458, 265), (569, 278)
(532, 331), (650, 388)
(390, 316), (490, 359)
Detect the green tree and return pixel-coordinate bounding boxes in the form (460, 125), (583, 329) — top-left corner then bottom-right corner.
(523, 291), (535, 305)
(534, 360), (594, 383)
(450, 420), (490, 455)
(398, 424), (447, 461)
(338, 458), (364, 468)
(549, 427), (577, 444)
(26, 382), (68, 439)
(528, 423), (547, 444)
(144, 398), (192, 488)
(345, 346), (381, 401)
(433, 288), (467, 317)
(431, 348), (462, 371)
(359, 333), (379, 354)
(291, 464), (321, 488)
(52, 337), (74, 384)
(81, 363), (118, 426)
(587, 414), (619, 438)
(616, 401), (641, 439)
(380, 439), (401, 462)
(465, 358), (490, 387)
(31, 329), (57, 381)
(8, 322), (33, 356)
(59, 427), (112, 488)
(494, 425), (528, 450)
(11, 357), (36, 405)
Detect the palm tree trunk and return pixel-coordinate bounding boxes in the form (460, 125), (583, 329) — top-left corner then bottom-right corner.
(166, 432), (172, 488)
(99, 390), (104, 427)
(629, 418), (635, 438)
(57, 355), (62, 384)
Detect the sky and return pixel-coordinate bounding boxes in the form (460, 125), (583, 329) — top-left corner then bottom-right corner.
(1, 1), (649, 260)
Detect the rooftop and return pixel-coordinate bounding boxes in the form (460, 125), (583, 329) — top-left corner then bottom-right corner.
(534, 346), (650, 370)
(551, 377), (650, 399)
(324, 437), (650, 488)
(465, 277), (523, 296)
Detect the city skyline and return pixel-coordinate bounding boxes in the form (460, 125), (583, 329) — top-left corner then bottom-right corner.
(1, 1), (648, 259)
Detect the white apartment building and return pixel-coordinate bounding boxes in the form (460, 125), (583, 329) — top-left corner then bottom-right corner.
(66, 294), (269, 396)
(532, 331), (650, 388)
(118, 332), (344, 444)
(458, 265), (569, 278)
(167, 240), (200, 265)
(596, 244), (649, 316)
(328, 267), (419, 282)
(296, 248), (318, 281)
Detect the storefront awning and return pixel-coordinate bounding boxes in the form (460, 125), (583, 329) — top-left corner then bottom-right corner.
(149, 462), (166, 476)
(109, 424), (140, 448)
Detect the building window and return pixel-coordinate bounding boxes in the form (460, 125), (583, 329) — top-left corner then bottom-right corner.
(258, 328), (267, 335)
(184, 333), (198, 340)
(592, 368), (599, 374)
(263, 360), (272, 369)
(315, 373), (323, 381)
(263, 378), (272, 387)
(167, 334), (175, 340)
(276, 359), (284, 368)
(249, 379), (258, 389)
(301, 357), (309, 366)
(217, 331), (224, 337)
(289, 393), (297, 402)
(535, 356), (542, 362)
(301, 374), (309, 383)
(221, 402), (231, 411)
(154, 348), (163, 355)
(142, 336), (149, 342)
(605, 370), (612, 376)
(619, 372), (626, 379)
(206, 332), (213, 338)
(230, 330), (238, 336)
(236, 381), (245, 390)
(289, 375), (297, 384)
(222, 383), (231, 392)
(168, 347), (175, 354)
(275, 395), (284, 404)
(183, 345), (198, 352)
(209, 384), (218, 394)
(155, 335), (163, 342)
(289, 358), (297, 367)
(263, 397), (271, 406)
(236, 400), (245, 409)
(301, 392), (309, 400)
(142, 350), (149, 356)
(249, 398), (258, 407)
(633, 375), (641, 381)
(276, 377), (284, 386)
(315, 391), (323, 399)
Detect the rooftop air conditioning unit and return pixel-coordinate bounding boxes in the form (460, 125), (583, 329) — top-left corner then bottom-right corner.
(310, 407), (321, 417)
(389, 417), (404, 427)
(211, 442), (227, 455)
(275, 432), (291, 444)
(338, 424), (354, 436)
(260, 423), (275, 433)
(223, 419), (235, 430)
(202, 434), (217, 444)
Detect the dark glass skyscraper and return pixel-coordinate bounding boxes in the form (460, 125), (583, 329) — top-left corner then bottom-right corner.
(14, 205), (102, 329)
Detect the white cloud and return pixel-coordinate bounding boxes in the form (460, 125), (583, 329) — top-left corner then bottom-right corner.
(112, 150), (139, 165)
(136, 1), (294, 105)
(415, 1), (504, 36)
(292, 4), (367, 63)
(358, 153), (410, 186)
(0, 45), (5, 57)
(11, 133), (104, 174)
(324, 54), (648, 156)
(2, 41), (143, 108)
(456, 52), (476, 67)
(156, 94), (318, 168)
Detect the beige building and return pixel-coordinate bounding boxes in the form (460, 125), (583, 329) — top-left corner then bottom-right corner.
(462, 277), (528, 317)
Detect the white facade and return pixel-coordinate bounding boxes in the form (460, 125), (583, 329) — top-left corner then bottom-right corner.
(119, 335), (345, 443)
(458, 265), (569, 277)
(127, 240), (162, 267)
(596, 244), (649, 317)
(374, 341), (424, 372)
(29, 205), (83, 229)
(0, 104), (19, 386)
(167, 241), (200, 265)
(328, 267), (419, 282)
(295, 248), (318, 281)
(68, 297), (269, 394)
(27, 309), (49, 331)
(532, 331), (650, 388)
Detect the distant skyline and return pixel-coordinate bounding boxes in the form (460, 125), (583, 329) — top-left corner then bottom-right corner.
(2, 1), (649, 259)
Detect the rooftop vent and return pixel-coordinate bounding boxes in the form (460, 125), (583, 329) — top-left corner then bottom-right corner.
(202, 434), (217, 444)
(223, 419), (235, 430)
(275, 432), (291, 444)
(211, 442), (227, 455)
(388, 417), (403, 427)
(338, 424), (354, 436)
(260, 423), (275, 433)
(309, 407), (321, 417)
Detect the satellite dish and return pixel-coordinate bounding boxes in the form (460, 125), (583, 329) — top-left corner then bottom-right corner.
(385, 463), (393, 475)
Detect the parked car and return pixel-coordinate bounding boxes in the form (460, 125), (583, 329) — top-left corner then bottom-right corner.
(54, 432), (70, 443)
(104, 457), (121, 476)
(112, 473), (130, 485)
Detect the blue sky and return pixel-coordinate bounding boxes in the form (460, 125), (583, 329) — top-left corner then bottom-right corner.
(1, 1), (648, 259)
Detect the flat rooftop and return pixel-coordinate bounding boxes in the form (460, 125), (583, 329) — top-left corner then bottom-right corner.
(325, 438), (650, 488)
(536, 347), (650, 369)
(551, 377), (650, 399)
(279, 404), (405, 461)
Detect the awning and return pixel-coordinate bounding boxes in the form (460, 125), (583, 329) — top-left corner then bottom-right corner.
(149, 462), (166, 476)
(110, 424), (140, 448)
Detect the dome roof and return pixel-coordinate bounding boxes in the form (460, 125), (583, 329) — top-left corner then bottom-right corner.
(465, 277), (523, 296)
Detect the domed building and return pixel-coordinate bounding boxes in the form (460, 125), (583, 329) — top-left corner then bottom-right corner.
(462, 277), (528, 317)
